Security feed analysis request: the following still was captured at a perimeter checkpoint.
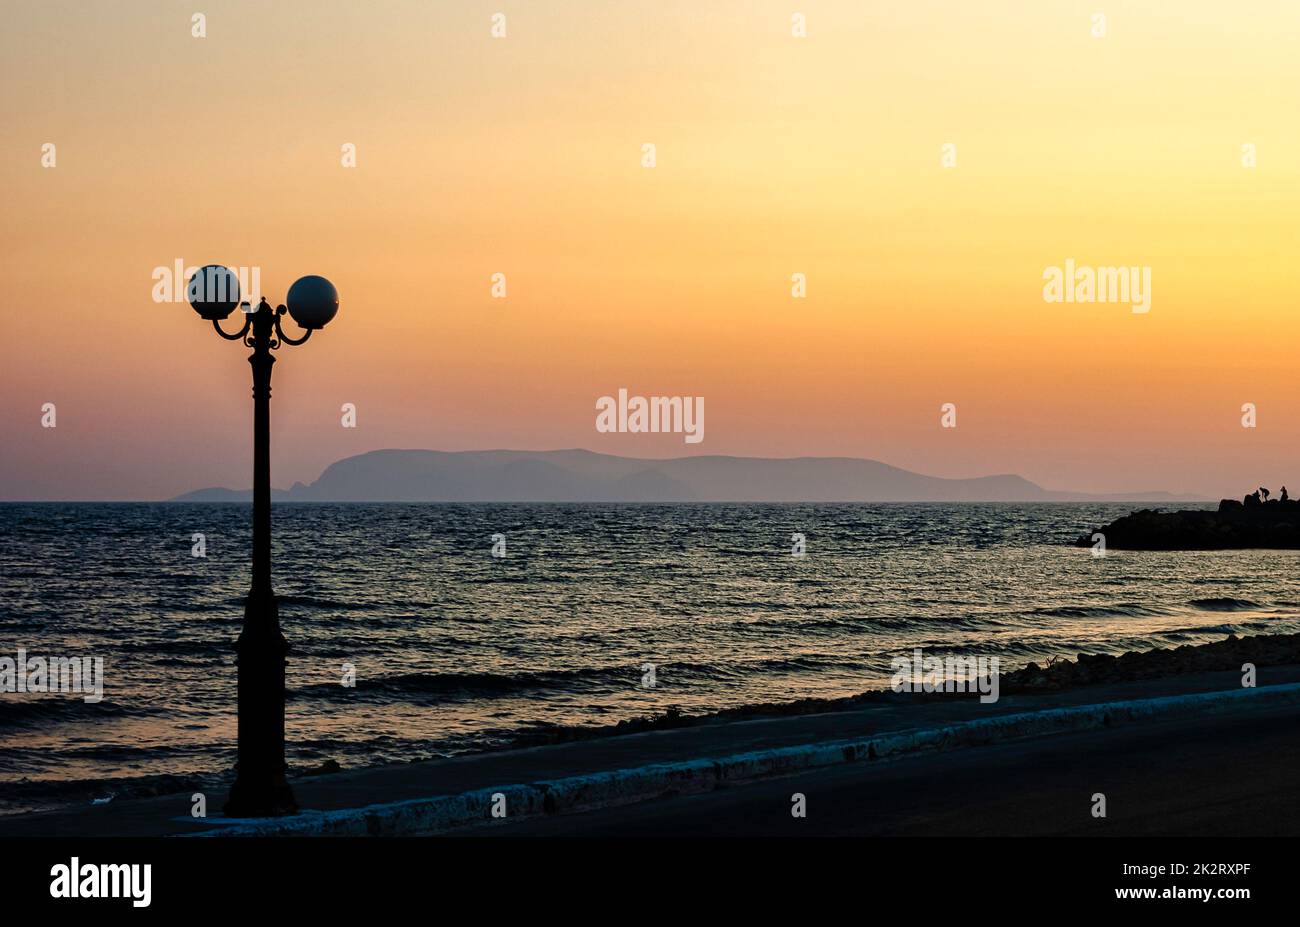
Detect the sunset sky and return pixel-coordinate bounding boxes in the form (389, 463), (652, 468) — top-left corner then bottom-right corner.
(3, 0), (1298, 499)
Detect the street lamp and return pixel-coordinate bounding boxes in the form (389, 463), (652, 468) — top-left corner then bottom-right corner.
(188, 265), (339, 817)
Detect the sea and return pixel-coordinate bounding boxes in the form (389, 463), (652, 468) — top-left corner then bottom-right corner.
(4, 501), (1300, 815)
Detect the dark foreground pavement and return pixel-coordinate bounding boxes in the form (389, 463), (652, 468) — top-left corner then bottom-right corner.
(2, 666), (1297, 837)
(463, 699), (1300, 836)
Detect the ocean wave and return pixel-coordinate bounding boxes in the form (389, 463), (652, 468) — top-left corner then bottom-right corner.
(0, 698), (134, 730)
(727, 615), (894, 634)
(290, 665), (636, 702)
(1031, 603), (1166, 619)
(755, 655), (867, 673)
(726, 613), (1001, 635)
(1158, 623), (1246, 636)
(220, 594), (383, 612)
(1188, 597), (1261, 612)
(289, 654), (865, 705)
(113, 638), (228, 656)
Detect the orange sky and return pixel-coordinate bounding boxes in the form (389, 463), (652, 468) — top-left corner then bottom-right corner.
(2, 1), (1298, 499)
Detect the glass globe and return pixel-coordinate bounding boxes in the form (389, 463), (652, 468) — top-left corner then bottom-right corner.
(187, 265), (241, 320)
(286, 276), (339, 330)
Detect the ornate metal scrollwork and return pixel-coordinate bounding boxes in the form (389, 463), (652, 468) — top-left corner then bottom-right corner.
(273, 306), (313, 347)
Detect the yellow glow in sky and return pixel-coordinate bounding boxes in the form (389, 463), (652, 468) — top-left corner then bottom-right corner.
(2, 1), (1298, 498)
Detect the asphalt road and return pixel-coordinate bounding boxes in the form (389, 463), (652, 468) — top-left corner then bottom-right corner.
(464, 700), (1300, 837)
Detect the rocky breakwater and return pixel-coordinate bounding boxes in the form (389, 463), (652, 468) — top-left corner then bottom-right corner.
(1001, 633), (1300, 693)
(1076, 498), (1300, 550)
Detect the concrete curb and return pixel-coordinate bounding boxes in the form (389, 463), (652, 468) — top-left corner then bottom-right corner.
(188, 681), (1300, 837)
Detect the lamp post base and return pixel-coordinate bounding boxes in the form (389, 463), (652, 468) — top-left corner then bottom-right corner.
(226, 588), (296, 817)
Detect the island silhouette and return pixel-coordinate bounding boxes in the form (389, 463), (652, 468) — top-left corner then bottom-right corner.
(172, 448), (1191, 504)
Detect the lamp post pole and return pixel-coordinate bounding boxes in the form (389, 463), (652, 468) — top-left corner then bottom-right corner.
(190, 268), (339, 817)
(229, 298), (292, 816)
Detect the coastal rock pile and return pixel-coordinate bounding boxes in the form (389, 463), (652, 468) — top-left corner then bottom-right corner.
(1002, 632), (1300, 693)
(1076, 499), (1300, 550)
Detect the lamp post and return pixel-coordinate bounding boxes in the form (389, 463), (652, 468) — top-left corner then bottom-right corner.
(188, 265), (339, 817)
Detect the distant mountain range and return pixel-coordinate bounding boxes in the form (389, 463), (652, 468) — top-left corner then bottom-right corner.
(171, 449), (1195, 503)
